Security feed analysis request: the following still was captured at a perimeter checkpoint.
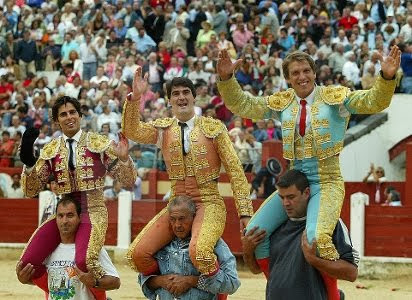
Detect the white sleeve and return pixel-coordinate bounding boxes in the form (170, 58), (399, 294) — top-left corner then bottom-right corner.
(99, 248), (119, 278)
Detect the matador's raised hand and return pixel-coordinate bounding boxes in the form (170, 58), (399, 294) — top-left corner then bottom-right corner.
(217, 49), (243, 81)
(379, 45), (401, 80)
(129, 66), (149, 102)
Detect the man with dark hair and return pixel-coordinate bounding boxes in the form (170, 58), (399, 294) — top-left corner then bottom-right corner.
(139, 196), (240, 299)
(122, 67), (253, 279)
(18, 95), (136, 300)
(17, 195), (120, 299)
(217, 47), (401, 299)
(242, 170), (359, 300)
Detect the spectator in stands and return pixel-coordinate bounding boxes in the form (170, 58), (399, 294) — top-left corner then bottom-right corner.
(90, 66), (109, 87)
(104, 179), (125, 202)
(232, 21), (254, 52)
(7, 115), (26, 137)
(196, 20), (216, 49)
(15, 30), (37, 80)
(5, 173), (24, 198)
(382, 186), (402, 207)
(142, 52), (164, 93)
(363, 164), (387, 204)
(400, 42), (412, 94)
(0, 131), (15, 167)
(188, 61), (210, 86)
(131, 144), (156, 179)
(342, 51), (361, 88)
(61, 33), (79, 61)
(399, 16), (412, 43)
(361, 65), (377, 90)
(135, 27), (157, 55)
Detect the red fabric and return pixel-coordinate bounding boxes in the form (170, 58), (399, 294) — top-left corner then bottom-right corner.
(89, 288), (107, 300)
(338, 16), (358, 30)
(299, 99), (307, 137)
(218, 294), (228, 300)
(32, 272), (49, 294)
(321, 272), (340, 300)
(256, 257), (269, 279)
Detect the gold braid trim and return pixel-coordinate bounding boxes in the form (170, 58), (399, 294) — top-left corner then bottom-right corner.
(126, 207), (169, 271)
(199, 117), (225, 138)
(121, 100), (159, 144)
(39, 138), (61, 160)
(85, 189), (108, 279)
(194, 203), (226, 274)
(21, 160), (50, 197)
(215, 130), (253, 217)
(267, 89), (294, 111)
(319, 85), (349, 105)
(86, 132), (111, 153)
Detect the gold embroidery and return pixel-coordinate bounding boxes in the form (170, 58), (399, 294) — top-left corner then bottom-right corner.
(151, 117), (174, 128)
(283, 120), (294, 129)
(316, 156), (343, 260)
(85, 189), (108, 278)
(320, 85), (348, 105)
(86, 132), (111, 153)
(200, 117), (225, 138)
(193, 158), (210, 170)
(312, 119), (329, 129)
(192, 144), (207, 155)
(194, 203), (226, 274)
(267, 89), (294, 111)
(39, 138), (60, 160)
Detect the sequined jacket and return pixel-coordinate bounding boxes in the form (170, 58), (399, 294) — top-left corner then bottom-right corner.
(122, 100), (254, 217)
(138, 238), (240, 300)
(217, 75), (396, 160)
(21, 131), (136, 197)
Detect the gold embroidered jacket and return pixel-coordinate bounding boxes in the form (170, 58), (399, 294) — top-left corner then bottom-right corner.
(217, 75), (396, 160)
(21, 131), (136, 197)
(122, 100), (253, 217)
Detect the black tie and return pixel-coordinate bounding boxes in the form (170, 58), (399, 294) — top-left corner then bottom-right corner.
(178, 122), (187, 155)
(67, 138), (75, 170)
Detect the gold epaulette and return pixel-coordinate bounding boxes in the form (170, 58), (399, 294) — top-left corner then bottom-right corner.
(320, 85), (349, 105)
(86, 132), (111, 153)
(39, 138), (61, 160)
(267, 89), (295, 111)
(200, 117), (225, 138)
(150, 117), (174, 128)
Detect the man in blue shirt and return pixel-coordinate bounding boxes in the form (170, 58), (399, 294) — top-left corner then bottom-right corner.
(139, 195), (241, 300)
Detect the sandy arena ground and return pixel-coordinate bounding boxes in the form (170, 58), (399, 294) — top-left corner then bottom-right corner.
(1, 256), (412, 300)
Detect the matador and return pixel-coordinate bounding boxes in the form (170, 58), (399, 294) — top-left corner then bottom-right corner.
(216, 48), (401, 299)
(19, 96), (136, 299)
(122, 68), (253, 277)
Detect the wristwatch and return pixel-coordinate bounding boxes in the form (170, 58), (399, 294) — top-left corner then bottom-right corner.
(94, 278), (100, 288)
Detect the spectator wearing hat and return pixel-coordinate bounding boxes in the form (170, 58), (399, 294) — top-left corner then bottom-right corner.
(196, 20), (216, 49)
(15, 30), (37, 80)
(251, 158), (280, 199)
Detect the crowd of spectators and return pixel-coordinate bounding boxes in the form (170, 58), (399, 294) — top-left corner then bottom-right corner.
(0, 0), (411, 197)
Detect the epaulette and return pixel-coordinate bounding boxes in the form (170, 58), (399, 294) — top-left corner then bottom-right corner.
(86, 132), (112, 153)
(200, 117), (225, 138)
(320, 85), (349, 105)
(150, 117), (174, 128)
(267, 89), (295, 111)
(39, 138), (61, 160)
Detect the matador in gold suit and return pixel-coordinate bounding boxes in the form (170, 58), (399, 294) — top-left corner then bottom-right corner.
(123, 74), (253, 276)
(19, 96), (136, 299)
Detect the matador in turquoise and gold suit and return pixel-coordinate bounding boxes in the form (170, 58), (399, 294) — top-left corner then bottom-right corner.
(217, 67), (396, 268)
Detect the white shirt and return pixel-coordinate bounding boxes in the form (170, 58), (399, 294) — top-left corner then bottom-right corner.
(63, 129), (83, 168)
(44, 244), (119, 300)
(156, 115), (196, 154)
